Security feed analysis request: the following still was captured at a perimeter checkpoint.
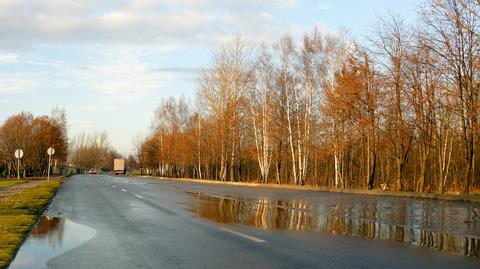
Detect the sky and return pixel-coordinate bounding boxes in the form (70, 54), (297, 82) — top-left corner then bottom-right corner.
(0, 0), (423, 154)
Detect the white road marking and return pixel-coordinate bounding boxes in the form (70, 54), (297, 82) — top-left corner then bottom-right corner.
(134, 194), (143, 199)
(112, 186), (116, 188)
(218, 227), (266, 243)
(121, 189), (127, 192)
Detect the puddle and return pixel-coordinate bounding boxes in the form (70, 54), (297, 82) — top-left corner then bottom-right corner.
(9, 216), (96, 269)
(187, 192), (480, 257)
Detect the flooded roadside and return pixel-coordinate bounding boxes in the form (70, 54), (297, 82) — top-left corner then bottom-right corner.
(9, 216), (96, 269)
(187, 192), (480, 257)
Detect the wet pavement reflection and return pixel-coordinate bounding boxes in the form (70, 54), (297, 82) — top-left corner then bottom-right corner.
(187, 192), (480, 257)
(9, 216), (96, 269)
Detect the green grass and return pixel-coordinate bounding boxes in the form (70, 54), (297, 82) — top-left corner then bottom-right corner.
(0, 180), (27, 189)
(0, 180), (61, 268)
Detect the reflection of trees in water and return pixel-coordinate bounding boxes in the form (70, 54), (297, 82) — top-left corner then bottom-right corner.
(192, 194), (479, 257)
(31, 216), (65, 248)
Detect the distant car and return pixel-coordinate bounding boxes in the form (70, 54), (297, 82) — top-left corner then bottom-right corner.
(88, 169), (97, 174)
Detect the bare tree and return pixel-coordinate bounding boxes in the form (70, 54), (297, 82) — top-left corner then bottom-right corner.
(249, 45), (275, 183)
(198, 36), (252, 181)
(372, 14), (413, 191)
(422, 0), (480, 193)
(322, 31), (353, 188)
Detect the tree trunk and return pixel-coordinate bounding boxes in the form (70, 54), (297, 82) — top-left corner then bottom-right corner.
(416, 149), (428, 192)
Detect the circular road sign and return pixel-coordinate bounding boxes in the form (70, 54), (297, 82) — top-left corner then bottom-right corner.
(14, 149), (24, 159)
(47, 147), (55, 156)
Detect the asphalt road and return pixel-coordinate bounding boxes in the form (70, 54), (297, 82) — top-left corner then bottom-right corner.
(10, 175), (480, 269)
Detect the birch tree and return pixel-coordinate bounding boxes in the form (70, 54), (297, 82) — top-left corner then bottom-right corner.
(198, 36), (252, 181)
(249, 46), (274, 183)
(322, 32), (352, 188)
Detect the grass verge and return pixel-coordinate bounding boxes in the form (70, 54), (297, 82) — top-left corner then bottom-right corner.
(0, 180), (27, 189)
(0, 180), (61, 268)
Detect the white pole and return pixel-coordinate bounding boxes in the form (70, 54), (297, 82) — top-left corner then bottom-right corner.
(47, 154), (52, 181)
(17, 158), (20, 181)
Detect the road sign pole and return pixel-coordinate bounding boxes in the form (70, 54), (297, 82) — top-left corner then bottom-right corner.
(47, 154), (51, 181)
(46, 147), (55, 181)
(14, 149), (24, 181)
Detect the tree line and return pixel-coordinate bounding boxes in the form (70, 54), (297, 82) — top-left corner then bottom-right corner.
(139, 0), (477, 194)
(0, 113), (141, 177)
(69, 132), (138, 172)
(0, 108), (68, 178)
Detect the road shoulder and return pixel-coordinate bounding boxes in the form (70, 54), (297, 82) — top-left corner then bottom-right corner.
(0, 178), (63, 268)
(131, 175), (480, 203)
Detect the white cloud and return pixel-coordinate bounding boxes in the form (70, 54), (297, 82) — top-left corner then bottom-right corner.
(102, 11), (136, 26)
(70, 46), (174, 104)
(0, 0), (302, 49)
(0, 73), (36, 94)
(0, 53), (18, 63)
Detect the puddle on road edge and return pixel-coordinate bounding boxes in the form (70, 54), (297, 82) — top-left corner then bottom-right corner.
(186, 192), (480, 257)
(9, 216), (97, 269)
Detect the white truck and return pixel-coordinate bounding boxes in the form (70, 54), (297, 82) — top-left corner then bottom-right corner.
(113, 159), (125, 175)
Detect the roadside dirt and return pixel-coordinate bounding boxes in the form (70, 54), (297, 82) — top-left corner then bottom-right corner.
(0, 181), (42, 202)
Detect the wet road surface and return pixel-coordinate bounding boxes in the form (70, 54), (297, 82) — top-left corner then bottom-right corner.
(9, 175), (480, 268)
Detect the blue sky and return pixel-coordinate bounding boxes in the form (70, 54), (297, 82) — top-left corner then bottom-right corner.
(0, 0), (423, 154)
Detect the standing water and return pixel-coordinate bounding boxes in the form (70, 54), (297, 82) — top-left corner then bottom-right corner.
(9, 216), (96, 269)
(187, 192), (480, 257)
